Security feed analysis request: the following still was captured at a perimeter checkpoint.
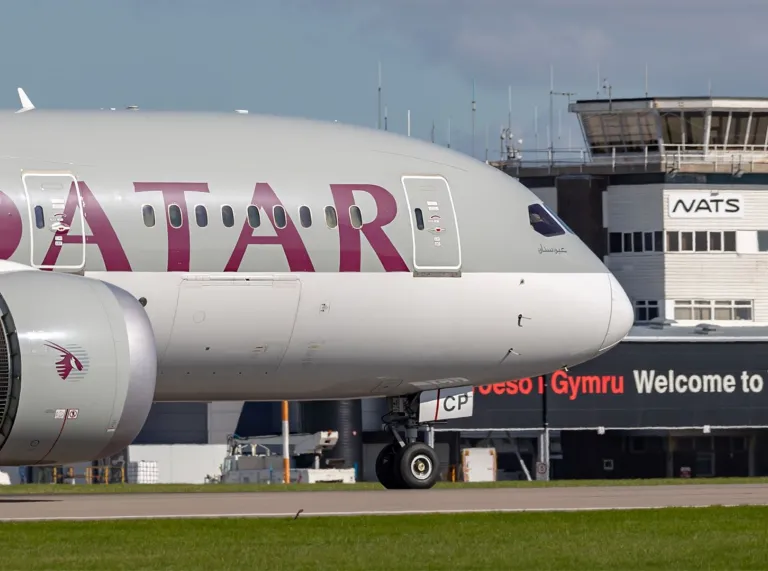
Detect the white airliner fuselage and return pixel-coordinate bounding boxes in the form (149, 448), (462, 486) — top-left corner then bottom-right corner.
(0, 108), (633, 489)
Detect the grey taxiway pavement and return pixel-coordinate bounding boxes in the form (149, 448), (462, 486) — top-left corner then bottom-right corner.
(2, 484), (768, 521)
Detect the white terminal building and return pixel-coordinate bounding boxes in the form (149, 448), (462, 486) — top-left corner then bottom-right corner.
(497, 96), (768, 326)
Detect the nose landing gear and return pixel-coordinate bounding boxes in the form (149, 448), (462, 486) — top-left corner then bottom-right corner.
(375, 395), (440, 490)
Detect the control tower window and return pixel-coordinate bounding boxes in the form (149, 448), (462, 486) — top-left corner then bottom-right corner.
(727, 112), (750, 148)
(601, 114), (623, 148)
(662, 112), (682, 147)
(583, 112), (659, 154)
(683, 112), (705, 150)
(748, 113), (768, 148)
(632, 112), (660, 152)
(582, 114), (608, 154)
(709, 112), (729, 148)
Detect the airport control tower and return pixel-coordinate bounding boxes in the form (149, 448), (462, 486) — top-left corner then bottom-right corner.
(493, 96), (768, 326)
(499, 96), (768, 176)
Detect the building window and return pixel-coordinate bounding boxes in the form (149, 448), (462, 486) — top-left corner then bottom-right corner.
(680, 231), (693, 251)
(673, 300), (753, 321)
(667, 231), (679, 251)
(758, 230), (768, 252)
(609, 232), (622, 253)
(665, 230), (736, 252)
(709, 232), (722, 251)
(634, 300), (659, 323)
(607, 231), (663, 254)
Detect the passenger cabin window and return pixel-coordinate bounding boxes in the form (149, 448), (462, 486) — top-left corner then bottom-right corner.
(195, 205), (208, 228)
(34, 205), (44, 229)
(221, 205), (235, 228)
(325, 206), (338, 228)
(414, 208), (425, 230)
(350, 205), (363, 229)
(299, 205), (312, 228)
(142, 205), (156, 228)
(528, 203), (565, 237)
(247, 205), (261, 228)
(168, 204), (183, 229)
(274, 205), (287, 229)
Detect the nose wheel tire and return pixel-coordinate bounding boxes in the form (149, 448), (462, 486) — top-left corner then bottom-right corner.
(375, 442), (439, 490)
(398, 442), (439, 489)
(375, 443), (404, 489)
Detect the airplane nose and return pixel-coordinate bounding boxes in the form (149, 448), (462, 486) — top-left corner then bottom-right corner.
(599, 273), (634, 352)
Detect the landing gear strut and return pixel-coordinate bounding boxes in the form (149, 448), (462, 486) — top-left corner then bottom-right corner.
(375, 395), (440, 490)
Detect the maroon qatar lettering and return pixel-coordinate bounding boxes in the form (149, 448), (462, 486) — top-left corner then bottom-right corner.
(4, 181), (407, 272)
(134, 182), (210, 272)
(0, 191), (22, 260)
(330, 184), (408, 272)
(42, 182), (132, 270)
(225, 183), (315, 272)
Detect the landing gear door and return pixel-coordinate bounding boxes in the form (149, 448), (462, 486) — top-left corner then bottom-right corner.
(22, 171), (86, 271)
(401, 175), (461, 277)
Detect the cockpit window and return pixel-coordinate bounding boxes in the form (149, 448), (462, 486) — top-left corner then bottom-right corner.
(528, 203), (566, 237)
(549, 207), (575, 234)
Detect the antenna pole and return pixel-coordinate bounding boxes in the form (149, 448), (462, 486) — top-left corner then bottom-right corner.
(447, 116), (451, 148)
(407, 109), (411, 137)
(597, 63), (601, 98)
(384, 105), (388, 131)
(534, 106), (539, 151)
(431, 120), (435, 143)
(500, 123), (505, 161)
(508, 85), (512, 133)
(485, 123), (489, 161)
(377, 61), (382, 129)
(549, 64), (554, 154)
(471, 79), (477, 157)
(644, 63), (649, 97)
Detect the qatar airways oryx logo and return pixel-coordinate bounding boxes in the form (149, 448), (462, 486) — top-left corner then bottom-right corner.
(44, 341), (90, 382)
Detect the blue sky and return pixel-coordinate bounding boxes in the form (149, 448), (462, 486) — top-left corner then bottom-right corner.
(1, 0), (767, 158)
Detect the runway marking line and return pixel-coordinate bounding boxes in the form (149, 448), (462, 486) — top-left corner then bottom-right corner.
(2, 503), (767, 522)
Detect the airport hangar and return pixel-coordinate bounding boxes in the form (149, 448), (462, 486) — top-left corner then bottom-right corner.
(110, 95), (768, 483)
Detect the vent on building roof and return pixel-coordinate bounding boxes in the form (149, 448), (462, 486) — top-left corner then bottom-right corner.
(693, 323), (719, 335)
(648, 317), (676, 330)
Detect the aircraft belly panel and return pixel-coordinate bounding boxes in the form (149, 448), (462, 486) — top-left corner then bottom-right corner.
(164, 277), (301, 375)
(402, 175), (461, 275)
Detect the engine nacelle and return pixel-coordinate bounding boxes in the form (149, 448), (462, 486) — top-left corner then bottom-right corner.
(0, 270), (157, 465)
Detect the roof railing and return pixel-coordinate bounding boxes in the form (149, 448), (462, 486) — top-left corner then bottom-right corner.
(491, 144), (768, 175)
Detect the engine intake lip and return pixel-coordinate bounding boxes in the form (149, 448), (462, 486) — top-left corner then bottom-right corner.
(0, 292), (21, 453)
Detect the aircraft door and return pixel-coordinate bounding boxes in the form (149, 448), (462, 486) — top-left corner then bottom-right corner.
(21, 171), (86, 271)
(402, 175), (461, 277)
